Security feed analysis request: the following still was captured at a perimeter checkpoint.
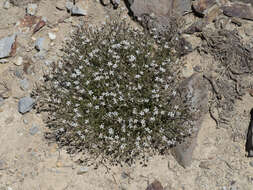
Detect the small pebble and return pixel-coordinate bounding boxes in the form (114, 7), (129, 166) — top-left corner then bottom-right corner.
(18, 96), (35, 114)
(35, 37), (45, 51)
(29, 124), (39, 135)
(65, 1), (73, 11)
(3, 0), (11, 9)
(23, 119), (28, 124)
(0, 59), (8, 63)
(121, 172), (128, 179)
(26, 3), (37, 15)
(44, 60), (53, 66)
(77, 167), (88, 175)
(20, 78), (29, 91)
(48, 32), (56, 40)
(0, 97), (4, 106)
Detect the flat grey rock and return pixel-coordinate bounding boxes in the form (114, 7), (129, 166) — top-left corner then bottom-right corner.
(171, 74), (208, 168)
(0, 34), (16, 59)
(71, 5), (87, 16)
(18, 96), (35, 114)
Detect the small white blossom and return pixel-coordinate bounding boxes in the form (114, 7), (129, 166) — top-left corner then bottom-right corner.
(129, 55), (136, 62)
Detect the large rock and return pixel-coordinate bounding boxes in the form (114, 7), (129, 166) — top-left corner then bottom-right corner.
(171, 74), (208, 168)
(221, 2), (253, 21)
(192, 0), (216, 16)
(130, 0), (191, 18)
(0, 34), (17, 59)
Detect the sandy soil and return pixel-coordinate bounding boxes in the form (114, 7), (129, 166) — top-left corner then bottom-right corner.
(1, 0), (253, 189)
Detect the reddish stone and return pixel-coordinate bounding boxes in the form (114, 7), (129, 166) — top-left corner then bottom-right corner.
(192, 0), (216, 16)
(146, 180), (163, 190)
(10, 35), (17, 57)
(33, 19), (46, 34)
(20, 15), (41, 28)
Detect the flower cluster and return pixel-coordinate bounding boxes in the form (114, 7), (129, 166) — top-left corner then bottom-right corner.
(37, 19), (192, 164)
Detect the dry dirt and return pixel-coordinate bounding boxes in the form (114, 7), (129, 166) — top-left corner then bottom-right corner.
(1, 0), (253, 189)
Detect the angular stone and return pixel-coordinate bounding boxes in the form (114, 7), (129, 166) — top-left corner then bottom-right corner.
(222, 3), (253, 21)
(20, 78), (29, 91)
(130, 0), (191, 18)
(14, 56), (23, 66)
(65, 1), (73, 11)
(146, 180), (163, 190)
(76, 167), (88, 175)
(71, 5), (87, 16)
(101, 0), (110, 6)
(246, 109), (253, 157)
(183, 21), (207, 34)
(204, 4), (222, 22)
(192, 0), (216, 16)
(29, 124), (39, 135)
(18, 96), (35, 114)
(0, 34), (17, 59)
(35, 37), (48, 51)
(33, 19), (46, 34)
(3, 0), (11, 9)
(171, 74), (208, 168)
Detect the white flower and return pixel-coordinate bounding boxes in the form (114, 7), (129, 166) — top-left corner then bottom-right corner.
(58, 61), (63, 68)
(87, 103), (92, 107)
(150, 117), (155, 122)
(100, 124), (104, 129)
(172, 90), (177, 96)
(108, 61), (113, 67)
(129, 55), (136, 62)
(95, 105), (99, 110)
(88, 90), (93, 95)
(85, 81), (90, 85)
(139, 111), (144, 116)
(141, 119), (145, 126)
(168, 111), (175, 117)
(66, 82), (71, 87)
(144, 108), (149, 113)
(117, 117), (123, 123)
(66, 101), (71, 106)
(120, 144), (126, 150)
(112, 64), (118, 69)
(174, 105), (179, 110)
(71, 73), (77, 78)
(135, 74), (141, 79)
(85, 119), (89, 124)
(108, 128), (114, 135)
(109, 70), (114, 75)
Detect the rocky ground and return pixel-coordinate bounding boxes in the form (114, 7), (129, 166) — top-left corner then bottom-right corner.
(1, 0), (253, 189)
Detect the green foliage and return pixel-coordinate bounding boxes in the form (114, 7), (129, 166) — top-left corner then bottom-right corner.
(37, 19), (192, 165)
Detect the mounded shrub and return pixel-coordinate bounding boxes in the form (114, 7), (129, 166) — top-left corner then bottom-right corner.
(36, 18), (193, 165)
